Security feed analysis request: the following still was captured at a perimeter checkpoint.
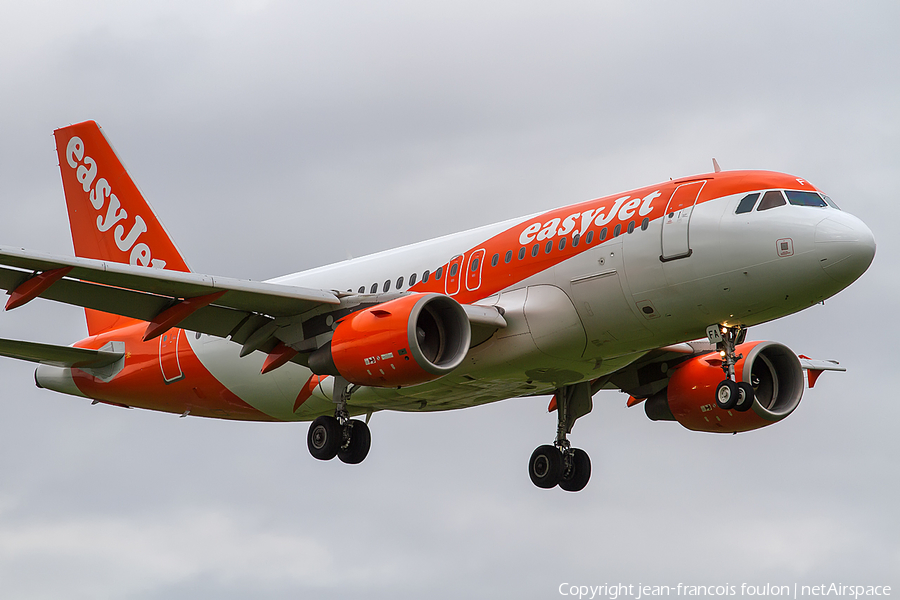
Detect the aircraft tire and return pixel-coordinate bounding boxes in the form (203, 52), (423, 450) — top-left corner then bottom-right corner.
(734, 382), (755, 412)
(715, 380), (739, 410)
(338, 419), (371, 464)
(308, 415), (341, 460)
(529, 444), (563, 489)
(559, 448), (591, 492)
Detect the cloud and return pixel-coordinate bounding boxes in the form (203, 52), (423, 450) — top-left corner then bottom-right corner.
(0, 1), (897, 598)
(0, 508), (336, 598)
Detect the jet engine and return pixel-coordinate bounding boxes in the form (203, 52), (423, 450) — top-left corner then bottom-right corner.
(309, 293), (471, 387)
(645, 341), (805, 433)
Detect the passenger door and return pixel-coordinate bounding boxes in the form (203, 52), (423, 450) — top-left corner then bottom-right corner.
(660, 180), (706, 261)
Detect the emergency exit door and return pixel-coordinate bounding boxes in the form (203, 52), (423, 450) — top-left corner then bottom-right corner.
(159, 328), (185, 384)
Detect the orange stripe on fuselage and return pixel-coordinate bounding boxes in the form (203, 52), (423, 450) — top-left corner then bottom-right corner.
(71, 323), (275, 421)
(409, 170), (818, 302)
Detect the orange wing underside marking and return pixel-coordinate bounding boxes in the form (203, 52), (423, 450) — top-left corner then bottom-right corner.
(294, 374), (326, 412)
(5, 267), (73, 311)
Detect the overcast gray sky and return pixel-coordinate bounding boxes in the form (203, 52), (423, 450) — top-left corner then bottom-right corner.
(0, 1), (897, 598)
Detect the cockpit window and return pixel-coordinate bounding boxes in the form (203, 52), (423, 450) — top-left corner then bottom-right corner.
(735, 193), (760, 214)
(757, 190), (786, 211)
(822, 195), (841, 210)
(785, 190), (828, 208)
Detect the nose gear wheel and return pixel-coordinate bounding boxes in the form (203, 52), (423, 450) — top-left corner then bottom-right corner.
(707, 324), (755, 411)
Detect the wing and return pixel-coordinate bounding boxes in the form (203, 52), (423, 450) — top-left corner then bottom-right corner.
(0, 246), (506, 361)
(0, 245), (340, 351)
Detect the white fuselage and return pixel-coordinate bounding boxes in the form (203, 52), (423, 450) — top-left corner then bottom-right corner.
(185, 185), (874, 421)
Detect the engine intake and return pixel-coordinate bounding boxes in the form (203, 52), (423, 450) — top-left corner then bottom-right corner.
(309, 293), (471, 388)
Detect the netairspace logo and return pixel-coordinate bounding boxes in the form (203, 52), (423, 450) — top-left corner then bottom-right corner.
(558, 583), (892, 600)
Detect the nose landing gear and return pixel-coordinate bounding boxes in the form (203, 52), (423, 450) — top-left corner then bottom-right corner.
(307, 376), (372, 464)
(706, 324), (754, 412)
(528, 382), (593, 492)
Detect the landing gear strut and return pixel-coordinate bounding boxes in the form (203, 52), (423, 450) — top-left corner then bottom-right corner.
(706, 324), (754, 412)
(528, 382), (593, 492)
(307, 376), (371, 464)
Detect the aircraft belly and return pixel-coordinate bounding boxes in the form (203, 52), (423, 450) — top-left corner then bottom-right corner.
(187, 334), (333, 421)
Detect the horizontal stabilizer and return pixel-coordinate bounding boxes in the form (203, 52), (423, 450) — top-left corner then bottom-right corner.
(0, 337), (123, 369)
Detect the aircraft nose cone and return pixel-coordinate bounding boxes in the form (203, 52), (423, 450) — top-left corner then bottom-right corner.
(815, 213), (876, 285)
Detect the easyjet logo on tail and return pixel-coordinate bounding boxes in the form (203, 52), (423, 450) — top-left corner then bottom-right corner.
(65, 136), (166, 269)
(518, 191), (662, 245)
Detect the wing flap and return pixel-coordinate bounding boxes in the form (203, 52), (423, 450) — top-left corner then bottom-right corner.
(25, 271), (255, 339)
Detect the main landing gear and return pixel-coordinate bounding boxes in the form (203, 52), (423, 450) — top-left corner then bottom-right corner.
(706, 324), (754, 412)
(307, 376), (371, 464)
(528, 382), (593, 492)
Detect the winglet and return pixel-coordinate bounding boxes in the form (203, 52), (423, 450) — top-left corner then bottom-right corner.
(798, 355), (846, 389)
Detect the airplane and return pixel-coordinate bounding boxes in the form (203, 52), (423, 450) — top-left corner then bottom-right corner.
(0, 120), (875, 492)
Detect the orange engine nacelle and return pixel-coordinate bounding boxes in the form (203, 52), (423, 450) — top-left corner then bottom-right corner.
(309, 293), (471, 388)
(644, 341), (805, 433)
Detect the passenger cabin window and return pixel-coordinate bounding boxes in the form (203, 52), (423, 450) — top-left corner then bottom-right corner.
(409, 273), (417, 286)
(370, 283), (378, 294)
(449, 263), (459, 277)
(735, 193), (760, 214)
(396, 276), (404, 289)
(757, 190), (786, 211)
(435, 266), (443, 280)
(358, 286), (365, 293)
(383, 280), (390, 293)
(423, 270), (430, 283)
(785, 190), (828, 208)
(505, 250), (512, 263)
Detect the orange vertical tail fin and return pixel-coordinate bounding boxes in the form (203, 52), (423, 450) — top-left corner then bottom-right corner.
(53, 121), (191, 335)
